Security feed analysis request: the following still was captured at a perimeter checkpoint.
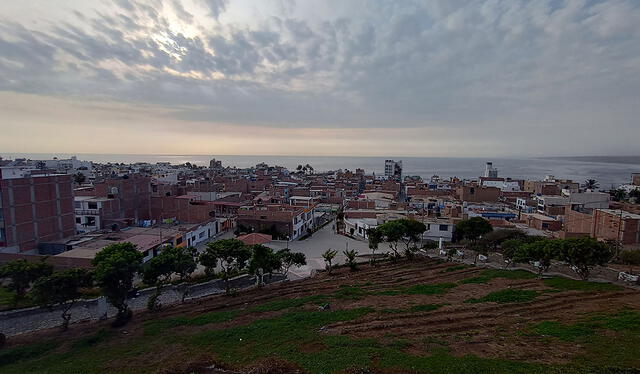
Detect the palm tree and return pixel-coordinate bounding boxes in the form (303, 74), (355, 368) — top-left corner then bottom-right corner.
(322, 249), (338, 274)
(584, 179), (599, 190)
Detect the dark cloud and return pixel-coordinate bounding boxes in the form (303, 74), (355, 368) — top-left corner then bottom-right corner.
(0, 0), (639, 154)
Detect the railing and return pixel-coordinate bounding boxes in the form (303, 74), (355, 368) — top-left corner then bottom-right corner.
(75, 209), (101, 215)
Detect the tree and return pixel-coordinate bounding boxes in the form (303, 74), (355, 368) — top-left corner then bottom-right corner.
(367, 227), (384, 264)
(322, 249), (338, 274)
(92, 242), (144, 326)
(142, 251), (174, 311)
(609, 189), (627, 202)
(277, 249), (306, 279)
(501, 239), (523, 268)
(202, 239), (251, 294)
(73, 172), (86, 184)
(249, 245), (282, 286)
(481, 229), (527, 252)
(557, 237), (614, 280)
(398, 219), (426, 258)
(31, 268), (92, 330)
(377, 220), (405, 260)
(343, 249), (358, 271)
(514, 239), (561, 277)
(584, 179), (599, 190)
(455, 217), (493, 243)
(0, 259), (53, 304)
(171, 246), (198, 302)
(620, 250), (640, 275)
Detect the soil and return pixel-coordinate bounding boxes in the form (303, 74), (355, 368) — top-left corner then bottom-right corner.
(6, 257), (640, 373)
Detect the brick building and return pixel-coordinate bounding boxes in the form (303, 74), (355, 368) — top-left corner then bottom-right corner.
(592, 209), (640, 245)
(0, 173), (75, 252)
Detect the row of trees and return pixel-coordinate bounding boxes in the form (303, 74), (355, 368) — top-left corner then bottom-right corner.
(0, 239), (306, 329)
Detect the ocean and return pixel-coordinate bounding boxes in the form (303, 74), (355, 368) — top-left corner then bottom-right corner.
(2, 153), (639, 189)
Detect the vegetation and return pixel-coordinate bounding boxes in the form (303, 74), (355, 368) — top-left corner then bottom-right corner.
(0, 259), (53, 305)
(201, 239), (251, 294)
(377, 218), (427, 260)
(30, 268), (93, 330)
(322, 249), (338, 274)
(513, 239), (561, 277)
(367, 227), (384, 264)
(92, 242), (144, 326)
(460, 269), (536, 284)
(466, 289), (539, 304)
(620, 249), (640, 275)
(454, 217), (493, 243)
(277, 248), (307, 278)
(249, 244), (282, 286)
(343, 249), (358, 271)
(556, 237), (614, 280)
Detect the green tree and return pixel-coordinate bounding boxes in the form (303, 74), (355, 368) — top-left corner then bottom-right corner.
(514, 239), (561, 277)
(277, 249), (306, 279)
(455, 217), (493, 243)
(609, 189), (627, 202)
(171, 246), (198, 302)
(202, 239), (251, 294)
(343, 249), (358, 271)
(0, 259), (53, 305)
(557, 237), (614, 280)
(584, 179), (599, 190)
(377, 220), (406, 260)
(31, 268), (92, 330)
(481, 229), (527, 251)
(92, 242), (143, 326)
(141, 247), (177, 311)
(501, 239), (523, 268)
(367, 227), (384, 264)
(322, 249), (338, 274)
(249, 245), (282, 286)
(398, 219), (427, 258)
(620, 249), (640, 275)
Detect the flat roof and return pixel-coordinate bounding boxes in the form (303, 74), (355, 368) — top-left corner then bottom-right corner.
(599, 209), (640, 220)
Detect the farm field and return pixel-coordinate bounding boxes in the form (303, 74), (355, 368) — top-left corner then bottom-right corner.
(2, 257), (640, 374)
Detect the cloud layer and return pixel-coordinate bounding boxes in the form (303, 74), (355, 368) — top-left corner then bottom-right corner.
(0, 0), (639, 156)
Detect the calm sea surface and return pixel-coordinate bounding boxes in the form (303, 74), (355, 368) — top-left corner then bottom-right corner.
(2, 153), (639, 189)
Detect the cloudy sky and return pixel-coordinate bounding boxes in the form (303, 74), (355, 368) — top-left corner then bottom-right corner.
(0, 0), (639, 157)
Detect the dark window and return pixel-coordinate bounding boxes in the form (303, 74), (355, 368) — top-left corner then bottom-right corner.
(0, 228), (5, 241)
(176, 236), (183, 245)
(75, 217), (81, 224)
(439, 225), (448, 231)
(88, 202), (98, 209)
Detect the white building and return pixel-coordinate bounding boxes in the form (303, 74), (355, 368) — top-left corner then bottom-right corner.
(484, 162), (498, 178)
(384, 160), (403, 180)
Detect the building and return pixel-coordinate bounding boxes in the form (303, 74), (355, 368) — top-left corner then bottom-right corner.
(484, 162), (498, 178)
(0, 171), (75, 253)
(592, 209), (640, 245)
(209, 158), (223, 169)
(633, 173), (640, 186)
(236, 204), (315, 240)
(74, 196), (122, 234)
(524, 213), (563, 231)
(457, 186), (500, 203)
(384, 160), (403, 180)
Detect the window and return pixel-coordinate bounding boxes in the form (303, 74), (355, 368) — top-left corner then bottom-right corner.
(86, 217), (96, 226)
(199, 232), (205, 238)
(0, 228), (5, 241)
(88, 202), (98, 209)
(176, 236), (183, 245)
(75, 217), (81, 224)
(439, 225), (448, 231)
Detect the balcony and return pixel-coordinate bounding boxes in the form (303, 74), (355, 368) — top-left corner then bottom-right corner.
(75, 208), (101, 216)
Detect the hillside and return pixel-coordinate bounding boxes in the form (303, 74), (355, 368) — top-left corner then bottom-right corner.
(2, 257), (640, 374)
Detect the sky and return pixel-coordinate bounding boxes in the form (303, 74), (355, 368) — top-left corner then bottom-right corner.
(0, 0), (639, 157)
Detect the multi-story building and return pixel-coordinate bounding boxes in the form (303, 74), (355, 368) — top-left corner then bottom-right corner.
(0, 170), (75, 253)
(592, 209), (640, 245)
(484, 162), (498, 178)
(236, 204), (315, 240)
(384, 160), (403, 181)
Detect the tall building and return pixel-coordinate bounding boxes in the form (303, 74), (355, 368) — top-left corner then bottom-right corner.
(0, 169), (75, 253)
(209, 158), (223, 169)
(384, 160), (403, 180)
(484, 162), (498, 178)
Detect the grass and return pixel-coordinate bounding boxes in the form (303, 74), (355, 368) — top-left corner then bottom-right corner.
(0, 341), (57, 366)
(460, 269), (536, 284)
(382, 304), (443, 314)
(466, 289), (539, 304)
(527, 321), (596, 342)
(543, 278), (623, 292)
(441, 265), (469, 273)
(404, 283), (458, 295)
(144, 310), (240, 335)
(248, 294), (329, 312)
